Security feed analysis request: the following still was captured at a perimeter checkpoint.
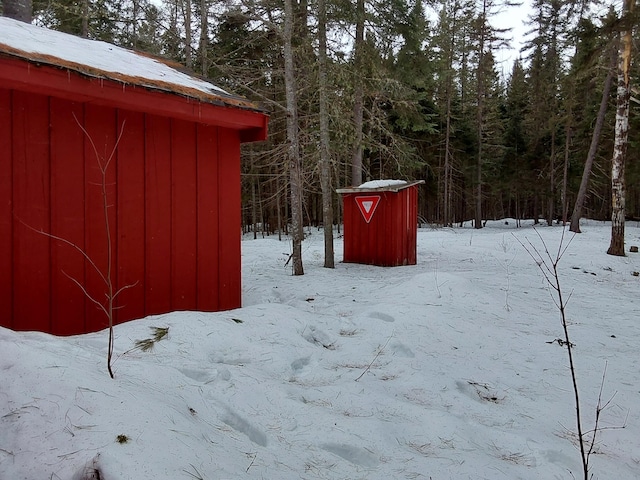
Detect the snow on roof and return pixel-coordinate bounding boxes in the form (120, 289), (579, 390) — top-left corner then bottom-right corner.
(0, 17), (259, 111)
(359, 179), (407, 189)
(336, 179), (424, 194)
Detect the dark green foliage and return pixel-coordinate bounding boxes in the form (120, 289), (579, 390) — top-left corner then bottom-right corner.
(34, 0), (638, 226)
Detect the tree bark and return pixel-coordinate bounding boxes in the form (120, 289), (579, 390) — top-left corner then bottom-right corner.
(570, 48), (616, 233)
(351, 0), (365, 186)
(81, 0), (89, 37)
(607, 0), (633, 257)
(2, 0), (31, 22)
(443, 6), (458, 228)
(561, 123), (570, 225)
(318, 0), (334, 268)
(283, 0), (304, 274)
(474, 0), (488, 230)
(200, 0), (208, 75)
(184, 0), (192, 69)
(547, 129), (555, 226)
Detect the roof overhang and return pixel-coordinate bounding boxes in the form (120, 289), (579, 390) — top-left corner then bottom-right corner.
(0, 54), (268, 143)
(337, 180), (425, 194)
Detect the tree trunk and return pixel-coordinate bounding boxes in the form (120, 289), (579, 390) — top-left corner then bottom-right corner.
(561, 125), (570, 225)
(607, 0), (633, 257)
(443, 8), (458, 228)
(351, 0), (365, 186)
(200, 0), (208, 75)
(82, 0), (89, 37)
(547, 129), (555, 226)
(283, 0), (304, 274)
(570, 46), (616, 233)
(474, 2), (487, 230)
(318, 0), (334, 268)
(2, 0), (31, 22)
(184, 0), (192, 69)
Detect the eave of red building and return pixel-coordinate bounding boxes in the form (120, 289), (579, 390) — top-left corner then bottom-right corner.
(0, 55), (268, 143)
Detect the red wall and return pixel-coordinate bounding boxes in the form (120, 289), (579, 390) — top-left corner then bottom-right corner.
(0, 88), (242, 335)
(342, 186), (419, 267)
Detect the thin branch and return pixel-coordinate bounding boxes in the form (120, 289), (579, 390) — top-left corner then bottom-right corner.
(355, 333), (393, 382)
(19, 221), (109, 288)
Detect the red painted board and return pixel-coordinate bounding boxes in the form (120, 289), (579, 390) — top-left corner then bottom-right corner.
(217, 128), (242, 310)
(50, 98), (86, 335)
(171, 119), (197, 311)
(83, 104), (118, 333)
(145, 115), (172, 315)
(196, 124), (220, 311)
(12, 91), (51, 332)
(115, 110), (146, 323)
(0, 88), (12, 329)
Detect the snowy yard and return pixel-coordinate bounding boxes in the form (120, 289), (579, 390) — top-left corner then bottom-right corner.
(1, 220), (639, 479)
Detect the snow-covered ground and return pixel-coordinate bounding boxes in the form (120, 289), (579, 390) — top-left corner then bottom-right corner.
(2, 220), (639, 480)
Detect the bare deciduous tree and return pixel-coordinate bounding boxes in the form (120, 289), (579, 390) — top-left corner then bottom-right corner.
(283, 0), (304, 275)
(317, 0), (334, 268)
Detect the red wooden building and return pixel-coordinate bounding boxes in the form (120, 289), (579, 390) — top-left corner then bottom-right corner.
(337, 180), (424, 267)
(0, 18), (268, 335)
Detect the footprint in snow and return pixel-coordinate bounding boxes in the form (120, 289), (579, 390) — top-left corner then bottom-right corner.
(291, 356), (311, 372)
(321, 443), (379, 468)
(179, 367), (230, 384)
(389, 342), (414, 358)
(369, 312), (395, 323)
(220, 407), (268, 447)
(302, 326), (335, 349)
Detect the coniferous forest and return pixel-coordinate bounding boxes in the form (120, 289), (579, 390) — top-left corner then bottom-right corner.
(3, 0), (639, 234)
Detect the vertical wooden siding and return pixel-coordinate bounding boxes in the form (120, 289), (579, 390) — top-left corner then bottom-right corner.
(217, 128), (242, 309)
(50, 98), (86, 334)
(12, 91), (51, 331)
(196, 124), (220, 311)
(0, 90), (242, 335)
(0, 89), (12, 328)
(116, 110), (146, 323)
(341, 186), (419, 267)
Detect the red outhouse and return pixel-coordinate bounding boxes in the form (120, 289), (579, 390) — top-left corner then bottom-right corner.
(0, 18), (268, 335)
(337, 180), (424, 267)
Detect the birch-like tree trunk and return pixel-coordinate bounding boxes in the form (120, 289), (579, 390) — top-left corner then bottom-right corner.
(284, 0), (304, 275)
(318, 0), (334, 268)
(607, 0), (634, 256)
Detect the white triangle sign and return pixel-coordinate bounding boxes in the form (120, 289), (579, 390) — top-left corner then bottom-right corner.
(355, 195), (381, 223)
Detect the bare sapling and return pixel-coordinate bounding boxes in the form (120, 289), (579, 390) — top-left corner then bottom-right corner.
(26, 117), (135, 378)
(515, 228), (614, 479)
(74, 116), (136, 378)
